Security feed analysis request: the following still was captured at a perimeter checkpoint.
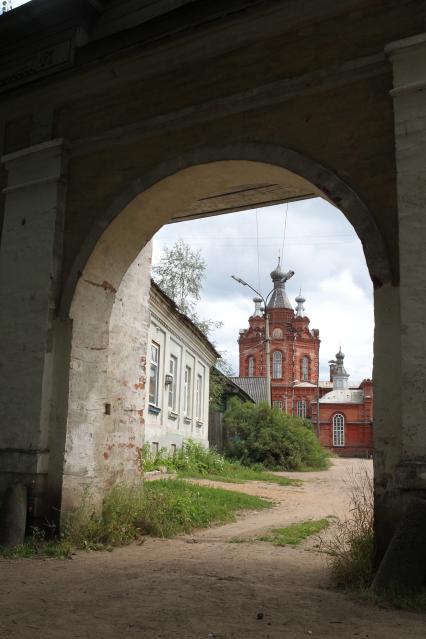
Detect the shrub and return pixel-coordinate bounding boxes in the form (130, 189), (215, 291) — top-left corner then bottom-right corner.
(319, 465), (374, 589)
(223, 399), (330, 471)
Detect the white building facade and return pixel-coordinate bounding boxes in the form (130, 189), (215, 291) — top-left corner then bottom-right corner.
(145, 281), (218, 452)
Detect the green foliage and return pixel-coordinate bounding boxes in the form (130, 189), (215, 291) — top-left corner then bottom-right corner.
(140, 439), (301, 486)
(62, 479), (271, 546)
(319, 466), (374, 589)
(0, 526), (72, 559)
(223, 399), (330, 471)
(209, 366), (228, 411)
(259, 518), (332, 547)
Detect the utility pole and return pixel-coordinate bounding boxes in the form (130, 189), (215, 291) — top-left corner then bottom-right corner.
(264, 309), (271, 405)
(231, 275), (274, 406)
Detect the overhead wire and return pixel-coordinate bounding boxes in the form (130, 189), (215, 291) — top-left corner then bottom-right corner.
(255, 208), (261, 293)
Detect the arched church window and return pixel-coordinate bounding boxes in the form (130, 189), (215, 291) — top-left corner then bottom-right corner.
(272, 351), (282, 378)
(297, 399), (306, 418)
(301, 356), (309, 381)
(248, 356), (255, 376)
(333, 413), (345, 447)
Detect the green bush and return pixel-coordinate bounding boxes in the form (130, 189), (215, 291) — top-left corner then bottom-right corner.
(140, 439), (301, 485)
(223, 399), (330, 471)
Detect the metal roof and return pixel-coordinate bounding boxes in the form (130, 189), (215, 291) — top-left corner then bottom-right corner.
(229, 377), (269, 404)
(319, 389), (364, 404)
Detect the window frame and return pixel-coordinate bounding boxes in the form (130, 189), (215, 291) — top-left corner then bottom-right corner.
(149, 342), (160, 406)
(332, 413), (345, 447)
(184, 365), (192, 417)
(248, 356), (255, 376)
(297, 399), (306, 418)
(196, 373), (203, 421)
(272, 351), (282, 379)
(301, 356), (309, 382)
(168, 354), (178, 411)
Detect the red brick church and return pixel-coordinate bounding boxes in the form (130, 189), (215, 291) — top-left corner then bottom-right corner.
(235, 260), (373, 457)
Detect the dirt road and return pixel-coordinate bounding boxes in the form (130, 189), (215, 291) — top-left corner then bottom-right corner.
(1, 459), (424, 638)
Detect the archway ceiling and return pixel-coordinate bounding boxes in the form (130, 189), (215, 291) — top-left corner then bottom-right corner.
(170, 181), (316, 223)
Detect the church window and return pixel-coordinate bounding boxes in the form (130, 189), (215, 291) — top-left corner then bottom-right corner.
(333, 414), (345, 447)
(301, 356), (309, 381)
(297, 399), (306, 418)
(272, 351), (282, 378)
(272, 400), (283, 410)
(248, 356), (255, 376)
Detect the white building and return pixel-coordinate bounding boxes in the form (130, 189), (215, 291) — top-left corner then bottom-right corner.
(145, 281), (219, 452)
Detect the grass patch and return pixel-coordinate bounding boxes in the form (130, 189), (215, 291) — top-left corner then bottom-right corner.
(0, 527), (72, 560)
(178, 467), (301, 487)
(141, 440), (302, 486)
(259, 518), (331, 547)
(63, 479), (272, 548)
(1, 480), (271, 559)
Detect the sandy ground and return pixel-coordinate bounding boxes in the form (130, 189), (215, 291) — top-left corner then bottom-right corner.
(1, 458), (424, 639)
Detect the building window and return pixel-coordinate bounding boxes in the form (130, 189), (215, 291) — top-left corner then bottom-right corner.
(149, 342), (160, 405)
(272, 351), (282, 378)
(272, 400), (282, 410)
(297, 399), (306, 418)
(184, 365), (192, 417)
(301, 356), (309, 381)
(196, 373), (203, 420)
(168, 355), (178, 411)
(248, 356), (254, 376)
(333, 413), (345, 447)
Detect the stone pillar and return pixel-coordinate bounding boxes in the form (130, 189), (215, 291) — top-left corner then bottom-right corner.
(0, 139), (67, 518)
(386, 35), (426, 505)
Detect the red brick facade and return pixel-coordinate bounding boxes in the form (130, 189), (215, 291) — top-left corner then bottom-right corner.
(238, 262), (320, 418)
(237, 263), (374, 457)
(312, 377), (374, 457)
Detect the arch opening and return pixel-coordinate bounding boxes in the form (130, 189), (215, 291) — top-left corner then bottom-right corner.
(60, 149), (387, 509)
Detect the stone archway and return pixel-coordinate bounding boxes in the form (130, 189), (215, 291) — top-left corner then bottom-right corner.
(59, 145), (391, 513)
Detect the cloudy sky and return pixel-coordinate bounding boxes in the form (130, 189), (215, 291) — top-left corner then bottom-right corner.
(152, 198), (374, 383)
(5, 0), (30, 10)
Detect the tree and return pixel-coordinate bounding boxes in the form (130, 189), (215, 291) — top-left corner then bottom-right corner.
(152, 238), (205, 317)
(152, 238), (222, 336)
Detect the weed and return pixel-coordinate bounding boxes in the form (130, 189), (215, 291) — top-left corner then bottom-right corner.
(62, 479), (272, 547)
(259, 518), (331, 547)
(141, 440), (302, 486)
(318, 465), (374, 589)
(0, 526), (72, 560)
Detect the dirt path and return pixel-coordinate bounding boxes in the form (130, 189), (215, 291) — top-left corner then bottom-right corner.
(1, 459), (424, 638)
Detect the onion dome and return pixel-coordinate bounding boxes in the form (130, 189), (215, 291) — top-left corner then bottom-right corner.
(295, 290), (306, 318)
(267, 258), (294, 310)
(252, 295), (263, 318)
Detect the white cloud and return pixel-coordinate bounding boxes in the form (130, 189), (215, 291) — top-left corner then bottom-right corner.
(152, 198), (374, 383)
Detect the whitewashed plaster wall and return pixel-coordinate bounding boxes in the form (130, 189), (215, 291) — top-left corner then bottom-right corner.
(145, 287), (216, 452)
(62, 242), (152, 510)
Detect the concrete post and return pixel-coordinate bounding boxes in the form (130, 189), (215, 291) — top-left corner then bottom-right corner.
(0, 139), (67, 519)
(386, 34), (426, 486)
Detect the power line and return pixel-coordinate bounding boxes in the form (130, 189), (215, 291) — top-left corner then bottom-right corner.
(281, 203), (289, 263)
(255, 208), (261, 293)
